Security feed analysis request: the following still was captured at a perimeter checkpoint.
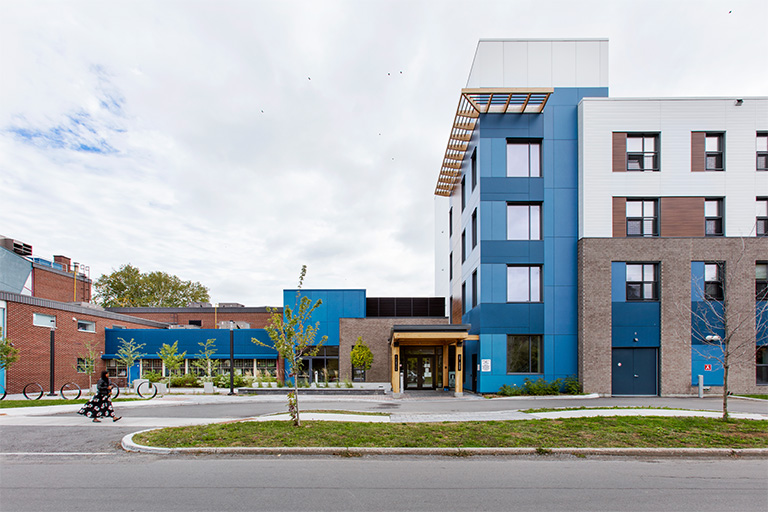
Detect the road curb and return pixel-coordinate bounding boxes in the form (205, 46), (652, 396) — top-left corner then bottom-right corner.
(122, 432), (768, 458)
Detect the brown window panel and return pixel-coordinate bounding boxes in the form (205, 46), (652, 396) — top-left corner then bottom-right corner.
(612, 132), (627, 172)
(660, 197), (705, 236)
(613, 197), (627, 237)
(691, 132), (706, 172)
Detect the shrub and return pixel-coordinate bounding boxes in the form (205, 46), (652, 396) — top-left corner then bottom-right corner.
(213, 372), (248, 388)
(170, 373), (202, 388)
(522, 377), (562, 395)
(142, 371), (163, 383)
(562, 375), (582, 395)
(497, 384), (523, 396)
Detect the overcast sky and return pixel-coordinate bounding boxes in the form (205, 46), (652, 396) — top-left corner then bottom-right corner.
(1, 0), (766, 307)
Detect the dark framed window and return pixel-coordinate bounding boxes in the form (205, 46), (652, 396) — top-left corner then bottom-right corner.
(705, 133), (724, 171)
(471, 269), (478, 309)
(471, 148), (477, 189)
(142, 358), (164, 375)
(626, 263), (658, 301)
(449, 252), (453, 281)
(757, 198), (767, 237)
(704, 262), (724, 301)
(461, 230), (466, 262)
(471, 208), (477, 249)
(757, 262), (768, 301)
(757, 346), (768, 385)
(76, 357), (94, 373)
(507, 203), (541, 240)
(705, 198), (724, 236)
(757, 133), (767, 171)
(507, 335), (542, 373)
(461, 176), (466, 211)
(626, 199), (658, 237)
(507, 266), (541, 303)
(461, 281), (467, 315)
(506, 141), (541, 177)
(448, 208), (453, 238)
(626, 134), (659, 171)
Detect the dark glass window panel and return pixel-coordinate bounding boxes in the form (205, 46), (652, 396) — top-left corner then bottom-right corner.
(627, 220), (642, 235)
(758, 154), (768, 171)
(757, 219), (767, 236)
(705, 282), (724, 300)
(626, 283), (642, 300)
(706, 219), (723, 236)
(706, 154), (723, 170)
(627, 154), (643, 170)
(757, 282), (768, 301)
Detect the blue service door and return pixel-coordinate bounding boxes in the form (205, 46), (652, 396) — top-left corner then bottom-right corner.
(611, 348), (658, 396)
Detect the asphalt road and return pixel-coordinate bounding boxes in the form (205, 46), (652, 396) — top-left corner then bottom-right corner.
(1, 455), (766, 512)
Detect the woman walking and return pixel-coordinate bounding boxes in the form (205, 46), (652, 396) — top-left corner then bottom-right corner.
(78, 370), (121, 423)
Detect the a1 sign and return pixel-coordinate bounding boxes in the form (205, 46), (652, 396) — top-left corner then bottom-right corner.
(704, 364), (712, 371)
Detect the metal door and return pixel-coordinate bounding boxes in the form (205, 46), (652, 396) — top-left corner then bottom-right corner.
(612, 348), (658, 396)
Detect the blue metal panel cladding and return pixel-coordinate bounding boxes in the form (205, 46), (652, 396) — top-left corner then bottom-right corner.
(611, 262), (626, 302)
(283, 289), (366, 346)
(104, 328), (278, 359)
(464, 87), (607, 393)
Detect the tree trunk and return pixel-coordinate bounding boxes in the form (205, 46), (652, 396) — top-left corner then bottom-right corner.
(722, 346), (730, 421)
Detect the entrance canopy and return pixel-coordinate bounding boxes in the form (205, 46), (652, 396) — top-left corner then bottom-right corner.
(389, 325), (477, 396)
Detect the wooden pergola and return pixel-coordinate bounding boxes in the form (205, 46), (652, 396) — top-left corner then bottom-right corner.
(389, 325), (478, 397)
(434, 88), (553, 197)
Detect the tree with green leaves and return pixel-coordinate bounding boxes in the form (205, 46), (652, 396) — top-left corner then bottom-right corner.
(191, 338), (220, 382)
(74, 339), (100, 396)
(93, 263), (210, 307)
(350, 336), (373, 381)
(252, 265), (327, 426)
(115, 337), (146, 388)
(0, 327), (20, 372)
(158, 341), (186, 393)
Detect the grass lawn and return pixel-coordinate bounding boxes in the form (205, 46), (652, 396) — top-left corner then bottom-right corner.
(734, 394), (768, 400)
(133, 416), (768, 449)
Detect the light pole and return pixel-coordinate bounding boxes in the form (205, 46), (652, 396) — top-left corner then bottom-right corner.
(228, 320), (235, 395)
(48, 328), (56, 396)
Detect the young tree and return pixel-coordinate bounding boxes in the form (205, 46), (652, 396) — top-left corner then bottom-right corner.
(252, 265), (327, 426)
(94, 263), (210, 307)
(687, 239), (768, 420)
(74, 339), (100, 396)
(350, 336), (374, 381)
(191, 338), (220, 382)
(115, 337), (146, 388)
(0, 328), (20, 391)
(158, 341), (186, 393)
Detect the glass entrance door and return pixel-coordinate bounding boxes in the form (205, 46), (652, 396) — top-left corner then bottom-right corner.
(404, 354), (435, 390)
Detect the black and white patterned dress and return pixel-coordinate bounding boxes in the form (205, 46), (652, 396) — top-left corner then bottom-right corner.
(78, 377), (116, 420)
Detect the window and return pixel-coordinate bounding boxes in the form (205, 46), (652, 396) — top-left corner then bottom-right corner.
(758, 346), (768, 385)
(188, 319), (202, 327)
(506, 141), (541, 177)
(471, 148), (477, 189)
(461, 176), (466, 211)
(471, 269), (478, 309)
(626, 263), (658, 301)
(705, 133), (724, 171)
(461, 281), (467, 314)
(32, 313), (56, 328)
(626, 134), (659, 171)
(626, 199), (658, 237)
(461, 230), (466, 262)
(256, 359), (277, 378)
(77, 320), (96, 332)
(507, 335), (542, 373)
(704, 262), (724, 300)
(449, 252), (453, 281)
(76, 357), (94, 373)
(757, 263), (768, 301)
(471, 208), (477, 249)
(757, 133), (767, 171)
(507, 204), (541, 240)
(705, 199), (724, 236)
(448, 207), (453, 238)
(106, 360), (127, 378)
(142, 358), (164, 375)
(757, 198), (768, 237)
(507, 266), (541, 302)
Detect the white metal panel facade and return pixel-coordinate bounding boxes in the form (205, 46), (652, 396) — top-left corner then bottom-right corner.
(579, 97), (768, 238)
(466, 39), (608, 89)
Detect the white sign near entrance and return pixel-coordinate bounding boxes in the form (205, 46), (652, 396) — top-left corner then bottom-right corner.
(481, 359), (491, 372)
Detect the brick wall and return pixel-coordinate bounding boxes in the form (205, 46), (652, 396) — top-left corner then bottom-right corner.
(107, 309), (273, 329)
(3, 301), (162, 394)
(339, 317), (449, 382)
(32, 266), (92, 303)
(579, 237), (768, 396)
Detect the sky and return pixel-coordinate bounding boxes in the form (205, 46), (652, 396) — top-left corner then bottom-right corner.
(1, 0), (766, 307)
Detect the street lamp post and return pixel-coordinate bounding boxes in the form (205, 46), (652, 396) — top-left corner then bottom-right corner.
(48, 328), (56, 396)
(228, 320), (235, 395)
